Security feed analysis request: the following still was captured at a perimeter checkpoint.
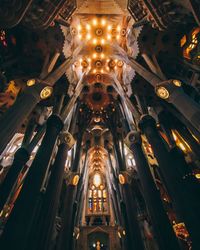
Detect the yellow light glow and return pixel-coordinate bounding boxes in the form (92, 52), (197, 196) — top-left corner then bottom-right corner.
(108, 25), (112, 31)
(178, 142), (186, 152)
(119, 174), (126, 184)
(92, 19), (97, 26)
(40, 86), (53, 99)
(72, 175), (79, 186)
(93, 173), (101, 187)
(107, 34), (111, 40)
(106, 66), (109, 71)
(86, 24), (91, 30)
(116, 35), (120, 40)
(79, 58), (83, 62)
(78, 25), (82, 31)
(101, 69), (104, 73)
(93, 69), (97, 73)
(100, 53), (105, 59)
(86, 33), (91, 40)
(92, 53), (97, 59)
(87, 58), (91, 62)
(27, 79), (36, 87)
(78, 34), (82, 39)
(117, 25), (121, 31)
(195, 173), (200, 179)
(114, 59), (118, 63)
(118, 231), (121, 238)
(101, 19), (106, 26)
(101, 39), (105, 45)
(93, 38), (97, 44)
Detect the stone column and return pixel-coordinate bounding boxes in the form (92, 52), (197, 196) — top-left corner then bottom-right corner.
(0, 114), (63, 250)
(0, 124), (45, 211)
(56, 132), (83, 250)
(139, 114), (200, 249)
(111, 135), (145, 250)
(0, 83), (50, 154)
(33, 132), (74, 250)
(127, 131), (180, 250)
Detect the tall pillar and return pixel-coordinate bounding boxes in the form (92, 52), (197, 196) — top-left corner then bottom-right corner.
(0, 124), (45, 211)
(127, 131), (180, 250)
(0, 114), (63, 250)
(31, 132), (74, 250)
(138, 114), (200, 249)
(0, 83), (50, 154)
(56, 132), (83, 250)
(0, 147), (30, 211)
(111, 136), (145, 250)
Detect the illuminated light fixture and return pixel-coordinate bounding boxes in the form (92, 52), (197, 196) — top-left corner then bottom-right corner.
(27, 79), (36, 86)
(92, 19), (97, 26)
(92, 53), (97, 59)
(77, 24), (82, 31)
(79, 58), (83, 62)
(173, 79), (181, 87)
(117, 25), (121, 31)
(107, 34), (111, 40)
(101, 39), (105, 45)
(101, 19), (106, 26)
(93, 69), (97, 73)
(101, 69), (104, 73)
(122, 230), (126, 236)
(100, 53), (105, 59)
(106, 66), (109, 71)
(118, 231), (122, 238)
(114, 59), (118, 63)
(107, 25), (112, 31)
(93, 173), (101, 187)
(86, 24), (91, 30)
(40, 86), (53, 99)
(87, 58), (91, 62)
(195, 173), (200, 179)
(118, 174), (126, 185)
(178, 142), (186, 152)
(78, 34), (82, 40)
(156, 86), (169, 99)
(72, 174), (79, 186)
(93, 38), (97, 45)
(116, 35), (120, 40)
(86, 33), (91, 40)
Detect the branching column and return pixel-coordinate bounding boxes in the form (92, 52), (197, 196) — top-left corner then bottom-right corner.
(139, 114), (200, 249)
(0, 84), (47, 154)
(128, 131), (180, 250)
(0, 114), (63, 250)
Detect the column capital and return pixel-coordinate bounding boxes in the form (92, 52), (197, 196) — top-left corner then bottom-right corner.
(155, 79), (183, 102)
(125, 131), (142, 147)
(59, 132), (75, 150)
(64, 170), (80, 186)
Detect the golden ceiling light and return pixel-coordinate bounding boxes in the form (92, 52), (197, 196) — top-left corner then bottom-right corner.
(92, 18), (97, 26)
(86, 24), (91, 30)
(86, 33), (91, 40)
(40, 86), (53, 99)
(195, 173), (200, 179)
(27, 79), (36, 86)
(156, 86), (169, 99)
(101, 39), (105, 45)
(107, 34), (111, 40)
(101, 19), (106, 26)
(92, 53), (97, 59)
(107, 25), (112, 31)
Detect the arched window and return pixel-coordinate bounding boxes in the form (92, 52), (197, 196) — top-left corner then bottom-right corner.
(88, 173), (107, 214)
